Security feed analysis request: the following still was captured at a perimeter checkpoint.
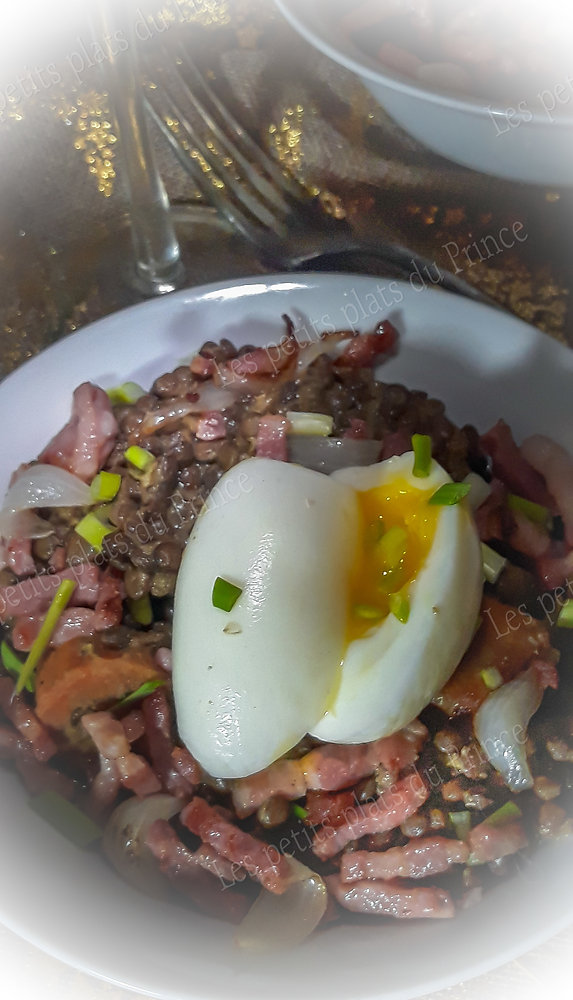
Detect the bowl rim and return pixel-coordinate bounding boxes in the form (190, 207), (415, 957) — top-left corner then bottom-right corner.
(275, 0), (573, 126)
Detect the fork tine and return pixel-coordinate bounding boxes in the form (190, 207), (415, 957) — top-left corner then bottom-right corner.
(174, 45), (306, 203)
(144, 90), (284, 248)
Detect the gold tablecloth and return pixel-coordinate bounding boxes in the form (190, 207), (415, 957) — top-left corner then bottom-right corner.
(0, 1), (571, 996)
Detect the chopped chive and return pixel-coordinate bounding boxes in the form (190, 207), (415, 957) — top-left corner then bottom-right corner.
(428, 482), (471, 506)
(376, 525), (408, 571)
(107, 382), (145, 406)
(292, 804), (308, 820)
(124, 445), (155, 472)
(449, 810), (471, 840)
(286, 411), (334, 437)
(486, 801), (522, 827)
(212, 577), (243, 613)
(90, 471), (121, 503)
(556, 600), (573, 629)
(29, 790), (102, 848)
(1, 640), (34, 692)
(113, 678), (165, 710)
(507, 493), (552, 531)
(388, 592), (410, 624)
(354, 604), (384, 621)
(481, 542), (507, 585)
(16, 579), (76, 694)
(411, 434), (432, 478)
(75, 512), (113, 553)
(481, 667), (503, 690)
(128, 594), (153, 626)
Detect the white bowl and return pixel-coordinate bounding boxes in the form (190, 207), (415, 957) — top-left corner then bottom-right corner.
(276, 0), (573, 186)
(0, 274), (572, 999)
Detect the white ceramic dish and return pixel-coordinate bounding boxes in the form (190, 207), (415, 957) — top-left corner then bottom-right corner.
(0, 274), (572, 1000)
(276, 0), (573, 186)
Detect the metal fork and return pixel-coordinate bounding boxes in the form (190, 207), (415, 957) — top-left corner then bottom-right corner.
(143, 45), (497, 305)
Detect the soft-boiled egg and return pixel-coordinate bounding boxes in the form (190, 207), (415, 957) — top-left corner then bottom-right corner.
(172, 453), (482, 779)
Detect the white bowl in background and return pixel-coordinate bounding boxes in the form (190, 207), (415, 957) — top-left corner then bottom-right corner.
(276, 0), (573, 186)
(0, 274), (572, 1000)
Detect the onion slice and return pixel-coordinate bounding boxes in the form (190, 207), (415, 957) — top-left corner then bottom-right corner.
(0, 509), (54, 541)
(103, 793), (181, 899)
(474, 666), (543, 792)
(2, 464), (92, 511)
(235, 856), (327, 952)
(288, 436), (381, 474)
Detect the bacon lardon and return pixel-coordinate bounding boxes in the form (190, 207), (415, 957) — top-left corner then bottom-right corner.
(340, 837), (469, 882)
(328, 875), (454, 919)
(39, 382), (118, 483)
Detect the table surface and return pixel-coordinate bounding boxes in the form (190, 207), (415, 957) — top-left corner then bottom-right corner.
(0, 2), (572, 997)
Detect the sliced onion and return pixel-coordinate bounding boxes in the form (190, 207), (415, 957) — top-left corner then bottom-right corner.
(464, 472), (492, 513)
(3, 464), (92, 511)
(288, 435), (381, 474)
(102, 793), (180, 899)
(140, 387), (237, 435)
(296, 334), (352, 372)
(235, 857), (327, 952)
(474, 666), (543, 792)
(0, 508), (55, 542)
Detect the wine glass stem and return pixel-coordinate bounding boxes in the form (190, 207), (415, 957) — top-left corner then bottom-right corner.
(96, 1), (184, 295)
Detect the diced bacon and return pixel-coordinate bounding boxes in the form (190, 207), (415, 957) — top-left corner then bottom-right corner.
(5, 538), (35, 578)
(434, 597), (555, 717)
(145, 819), (250, 923)
(155, 647), (172, 672)
(82, 711), (161, 799)
(0, 564), (101, 625)
(12, 570), (123, 651)
(380, 429), (412, 460)
(344, 418), (369, 440)
(313, 772), (429, 861)
(255, 415), (288, 461)
(0, 677), (57, 763)
(530, 657), (559, 691)
(328, 875), (454, 919)
(340, 837), (469, 882)
(474, 478), (507, 542)
(142, 689), (196, 798)
(468, 819), (528, 864)
(231, 723), (427, 818)
(196, 411), (227, 442)
(181, 796), (292, 894)
(521, 435), (573, 547)
(335, 321), (397, 368)
(480, 420), (554, 509)
(120, 709), (146, 743)
(38, 382), (118, 483)
(223, 336), (298, 380)
(171, 745), (202, 786)
(190, 355), (217, 379)
(305, 789), (357, 830)
(48, 547), (67, 573)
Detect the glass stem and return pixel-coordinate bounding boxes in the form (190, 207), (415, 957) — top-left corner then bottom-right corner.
(95, 1), (184, 295)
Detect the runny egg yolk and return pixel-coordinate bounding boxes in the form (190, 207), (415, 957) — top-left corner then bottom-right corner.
(348, 477), (439, 641)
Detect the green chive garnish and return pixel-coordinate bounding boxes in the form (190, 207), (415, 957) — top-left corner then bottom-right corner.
(507, 493), (552, 531)
(376, 525), (408, 571)
(107, 382), (145, 405)
(29, 791), (102, 848)
(354, 604), (384, 621)
(292, 804), (308, 820)
(1, 640), (33, 692)
(16, 579), (76, 694)
(480, 667), (503, 690)
(449, 810), (471, 840)
(74, 512), (113, 553)
(90, 471), (121, 503)
(212, 577), (243, 613)
(412, 434), (432, 478)
(556, 600), (573, 629)
(389, 592), (410, 624)
(128, 594), (153, 627)
(486, 801), (522, 827)
(124, 445), (155, 472)
(429, 482), (471, 506)
(481, 542), (507, 585)
(113, 678), (165, 710)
